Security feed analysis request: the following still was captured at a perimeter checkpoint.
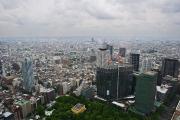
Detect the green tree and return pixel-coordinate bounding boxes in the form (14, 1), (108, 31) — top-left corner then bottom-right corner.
(35, 105), (45, 116)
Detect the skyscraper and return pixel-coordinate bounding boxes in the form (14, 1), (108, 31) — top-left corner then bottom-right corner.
(0, 60), (2, 75)
(153, 68), (162, 86)
(141, 57), (153, 72)
(161, 58), (179, 78)
(98, 42), (108, 67)
(22, 58), (34, 92)
(96, 64), (133, 100)
(119, 48), (126, 57)
(107, 45), (113, 60)
(135, 71), (157, 114)
(130, 53), (140, 72)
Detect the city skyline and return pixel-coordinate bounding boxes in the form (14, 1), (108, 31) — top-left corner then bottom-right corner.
(0, 1), (180, 120)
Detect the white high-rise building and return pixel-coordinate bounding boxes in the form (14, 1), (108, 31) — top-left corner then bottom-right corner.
(141, 57), (154, 72)
(62, 82), (71, 94)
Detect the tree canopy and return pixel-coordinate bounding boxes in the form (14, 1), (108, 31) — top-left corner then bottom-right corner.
(42, 95), (161, 120)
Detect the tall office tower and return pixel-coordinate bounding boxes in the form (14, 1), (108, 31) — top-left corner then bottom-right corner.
(153, 68), (162, 86)
(98, 42), (108, 67)
(22, 58), (34, 92)
(107, 45), (113, 60)
(118, 64), (133, 98)
(131, 73), (137, 94)
(135, 71), (157, 114)
(161, 58), (179, 78)
(89, 49), (97, 63)
(96, 64), (133, 100)
(0, 60), (2, 75)
(130, 53), (140, 72)
(141, 57), (153, 72)
(119, 48), (126, 57)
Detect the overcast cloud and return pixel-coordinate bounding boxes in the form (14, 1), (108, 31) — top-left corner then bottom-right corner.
(0, 0), (180, 38)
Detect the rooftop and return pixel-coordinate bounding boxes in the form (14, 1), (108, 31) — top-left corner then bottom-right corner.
(3, 112), (13, 118)
(15, 99), (30, 106)
(71, 103), (86, 114)
(98, 63), (133, 70)
(74, 103), (84, 109)
(156, 86), (168, 94)
(145, 71), (157, 76)
(112, 101), (126, 108)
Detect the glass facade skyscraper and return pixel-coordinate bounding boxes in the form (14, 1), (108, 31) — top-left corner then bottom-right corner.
(162, 58), (179, 78)
(130, 53), (140, 72)
(22, 58), (34, 92)
(135, 72), (157, 114)
(96, 64), (133, 100)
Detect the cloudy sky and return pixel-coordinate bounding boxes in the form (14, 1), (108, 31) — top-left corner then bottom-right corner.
(0, 0), (180, 39)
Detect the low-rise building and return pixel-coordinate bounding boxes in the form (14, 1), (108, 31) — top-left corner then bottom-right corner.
(71, 103), (86, 114)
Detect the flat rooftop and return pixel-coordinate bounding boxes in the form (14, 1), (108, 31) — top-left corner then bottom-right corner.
(15, 99), (29, 106)
(156, 86), (168, 94)
(98, 63), (133, 70)
(145, 71), (157, 76)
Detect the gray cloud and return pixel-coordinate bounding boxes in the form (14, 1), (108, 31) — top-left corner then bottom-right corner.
(162, 1), (180, 13)
(0, 0), (179, 38)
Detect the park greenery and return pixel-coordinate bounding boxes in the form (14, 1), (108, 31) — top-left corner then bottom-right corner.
(36, 95), (163, 120)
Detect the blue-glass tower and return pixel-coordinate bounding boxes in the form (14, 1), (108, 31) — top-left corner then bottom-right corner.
(22, 58), (34, 92)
